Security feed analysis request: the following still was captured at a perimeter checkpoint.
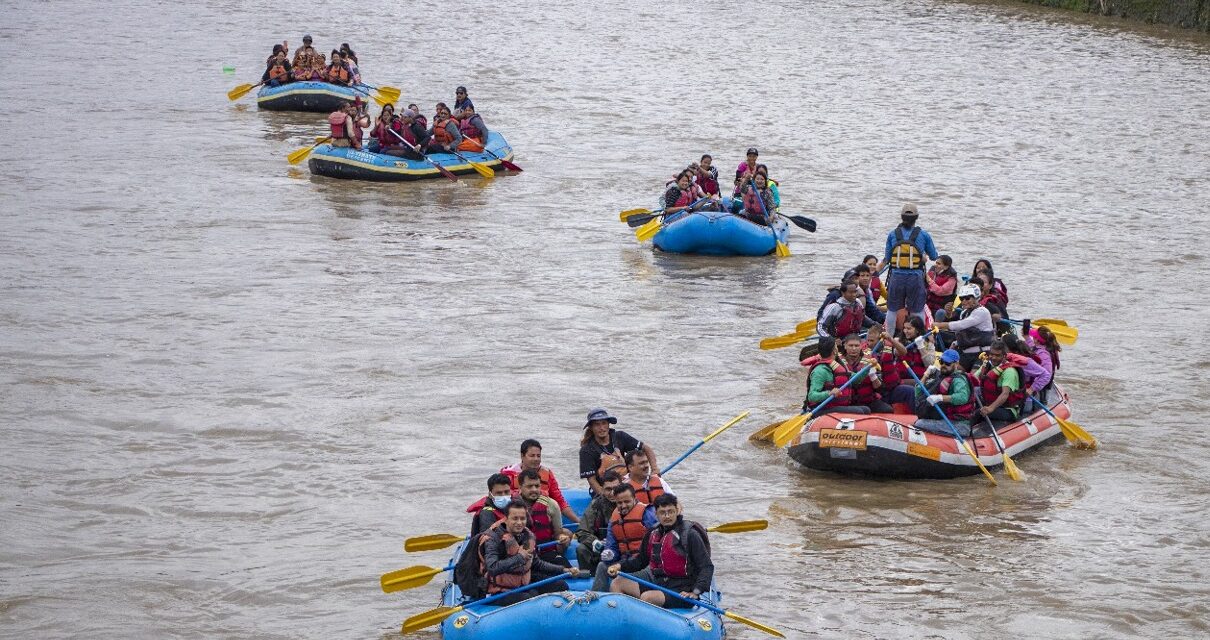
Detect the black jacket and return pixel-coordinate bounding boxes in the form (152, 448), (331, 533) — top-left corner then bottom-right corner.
(619, 516), (713, 595)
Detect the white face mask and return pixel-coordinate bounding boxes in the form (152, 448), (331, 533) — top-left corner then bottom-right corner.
(492, 495), (511, 509)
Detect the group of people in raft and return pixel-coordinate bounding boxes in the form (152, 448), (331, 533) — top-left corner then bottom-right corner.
(262, 35), (363, 87)
(327, 86), (490, 159)
(452, 408), (712, 610)
(660, 147), (783, 225)
(801, 204), (1063, 436)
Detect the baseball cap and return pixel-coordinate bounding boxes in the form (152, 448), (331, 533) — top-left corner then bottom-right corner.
(746, 147), (759, 156)
(940, 349), (960, 364)
(901, 203), (918, 217)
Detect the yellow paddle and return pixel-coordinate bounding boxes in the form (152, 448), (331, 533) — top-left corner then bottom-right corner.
(286, 137), (331, 165)
(769, 362), (877, 448)
(795, 319), (817, 334)
(974, 392), (1024, 482)
(748, 419), (783, 442)
(381, 563), (454, 593)
(706, 519), (768, 534)
(402, 573), (570, 634)
(1038, 322), (1078, 345)
(619, 572), (785, 638)
(1029, 392), (1097, 449)
(758, 330), (813, 351)
(227, 81), (262, 101)
(1034, 318), (1067, 326)
(403, 533), (464, 553)
(635, 217), (663, 242)
(659, 411), (750, 475)
(619, 207), (652, 221)
(901, 363), (997, 485)
(448, 149), (494, 178)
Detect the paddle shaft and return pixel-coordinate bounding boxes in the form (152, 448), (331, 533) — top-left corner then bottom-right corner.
(900, 363), (997, 484)
(475, 144), (523, 171)
(449, 149), (494, 177)
(388, 129), (457, 180)
(463, 572), (568, 607)
(659, 411), (749, 475)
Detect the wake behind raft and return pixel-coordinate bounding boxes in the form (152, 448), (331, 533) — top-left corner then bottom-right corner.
(308, 131), (514, 181)
(786, 385), (1074, 479)
(435, 490), (725, 640)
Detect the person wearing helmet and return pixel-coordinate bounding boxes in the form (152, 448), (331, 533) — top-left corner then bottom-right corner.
(878, 203), (938, 336)
(934, 282), (995, 372)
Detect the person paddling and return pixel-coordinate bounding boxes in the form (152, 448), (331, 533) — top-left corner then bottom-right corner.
(456, 104), (489, 151)
(935, 283), (994, 372)
(878, 203), (938, 336)
(801, 336), (870, 415)
(739, 173), (775, 225)
(608, 494), (714, 609)
(913, 348), (977, 435)
(428, 103), (462, 153)
(578, 408), (657, 497)
(663, 171), (707, 216)
(478, 499), (579, 607)
(262, 49), (293, 88)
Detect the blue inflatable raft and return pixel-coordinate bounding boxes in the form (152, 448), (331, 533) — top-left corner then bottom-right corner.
(256, 81), (371, 112)
(653, 209), (790, 256)
(308, 131), (514, 181)
(438, 489), (724, 640)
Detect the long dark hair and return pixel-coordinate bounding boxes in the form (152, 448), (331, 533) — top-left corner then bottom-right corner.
(340, 43), (358, 63)
(1036, 326), (1062, 370)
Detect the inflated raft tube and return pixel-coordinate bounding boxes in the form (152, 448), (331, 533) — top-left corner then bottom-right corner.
(786, 385), (1074, 479)
(308, 131), (514, 181)
(653, 209), (790, 256)
(439, 489), (724, 640)
(257, 81), (371, 112)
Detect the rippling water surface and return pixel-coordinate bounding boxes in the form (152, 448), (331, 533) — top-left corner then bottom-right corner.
(2, 1), (1208, 638)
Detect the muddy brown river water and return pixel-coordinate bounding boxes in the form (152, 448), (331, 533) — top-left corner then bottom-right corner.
(2, 1), (1208, 638)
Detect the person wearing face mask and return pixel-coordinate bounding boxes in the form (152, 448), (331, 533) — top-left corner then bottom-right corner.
(499, 439), (579, 524)
(575, 471), (623, 578)
(469, 473), (515, 539)
(594, 483), (657, 592)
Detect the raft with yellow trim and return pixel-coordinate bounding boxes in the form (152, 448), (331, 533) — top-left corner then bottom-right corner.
(787, 385), (1073, 478)
(308, 132), (514, 181)
(257, 80), (369, 112)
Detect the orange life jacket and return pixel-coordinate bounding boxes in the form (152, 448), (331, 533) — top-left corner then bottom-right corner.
(269, 63), (288, 81)
(596, 449), (626, 480)
(432, 117), (458, 145)
(629, 474), (666, 507)
(326, 64), (349, 84)
(477, 520), (535, 594)
(609, 503), (649, 556)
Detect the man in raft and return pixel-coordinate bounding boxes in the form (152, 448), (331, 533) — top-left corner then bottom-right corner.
(516, 469), (573, 578)
(935, 283), (996, 373)
(607, 494), (714, 609)
(878, 203), (938, 336)
(579, 408), (658, 497)
(593, 483), (655, 591)
(427, 102), (463, 154)
(328, 100), (368, 150)
(622, 449), (674, 507)
(575, 470), (623, 580)
(914, 348), (977, 435)
(801, 336), (870, 416)
(468, 473), (513, 539)
(479, 499), (579, 606)
(500, 439), (579, 524)
(972, 338), (1026, 424)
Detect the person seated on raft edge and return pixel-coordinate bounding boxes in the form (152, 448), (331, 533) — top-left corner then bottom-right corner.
(737, 173), (776, 225)
(913, 348), (977, 436)
(733, 147), (760, 198)
(592, 483), (656, 592)
(622, 449), (674, 506)
(456, 104), (490, 151)
(817, 281), (865, 341)
(366, 103), (403, 154)
(934, 282), (995, 373)
(291, 34), (324, 81)
(338, 43), (361, 84)
(500, 439), (579, 524)
(607, 494), (714, 609)
(427, 102), (462, 154)
(324, 50), (353, 86)
(579, 407), (658, 498)
(479, 499), (580, 607)
(328, 100), (367, 150)
(575, 470), (623, 580)
(1000, 332), (1050, 413)
(516, 469), (574, 572)
(801, 336), (870, 416)
(865, 319), (936, 412)
(262, 48), (293, 88)
(1026, 326), (1061, 403)
(971, 338), (1028, 424)
(837, 332), (893, 413)
(971, 258), (1009, 313)
(468, 473), (514, 540)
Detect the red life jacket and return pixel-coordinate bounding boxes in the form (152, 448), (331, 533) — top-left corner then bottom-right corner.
(648, 524), (689, 579)
(978, 364), (1025, 412)
(674, 187), (694, 208)
(902, 346), (926, 379)
(697, 171), (719, 196)
(458, 115), (483, 142)
(742, 186), (768, 216)
(843, 356), (880, 405)
(374, 119), (401, 147)
(629, 474), (666, 507)
(806, 359), (850, 409)
(433, 117), (457, 144)
(830, 302), (864, 339)
(926, 271), (956, 310)
(870, 276), (883, 302)
(328, 111), (350, 140)
(478, 521), (535, 594)
(873, 348), (901, 392)
(939, 372), (977, 420)
(506, 467), (553, 495)
(528, 498), (556, 556)
(609, 503), (649, 556)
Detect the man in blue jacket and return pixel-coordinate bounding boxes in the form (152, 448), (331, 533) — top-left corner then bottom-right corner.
(879, 203), (938, 336)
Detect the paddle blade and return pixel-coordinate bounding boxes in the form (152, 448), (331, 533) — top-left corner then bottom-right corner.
(724, 611), (786, 639)
(1046, 324), (1078, 345)
(627, 213), (660, 228)
(1002, 454), (1025, 482)
(619, 207), (652, 221)
(789, 215), (817, 233)
(498, 158), (523, 172)
(635, 218), (662, 242)
(1059, 417), (1098, 449)
(401, 605), (461, 635)
(775, 240), (791, 258)
(748, 420), (783, 442)
(771, 414), (809, 448)
(403, 533), (463, 552)
(468, 160), (495, 178)
(1035, 318), (1068, 327)
(795, 319), (817, 334)
(708, 519), (768, 534)
(287, 143), (319, 165)
(380, 565), (444, 593)
(377, 85), (402, 99)
(703, 411), (750, 443)
(227, 83), (255, 101)
(960, 441), (998, 486)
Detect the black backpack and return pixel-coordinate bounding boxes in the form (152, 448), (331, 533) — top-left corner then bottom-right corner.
(453, 533), (488, 600)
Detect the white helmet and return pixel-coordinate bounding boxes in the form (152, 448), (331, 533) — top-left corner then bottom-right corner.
(958, 284), (981, 299)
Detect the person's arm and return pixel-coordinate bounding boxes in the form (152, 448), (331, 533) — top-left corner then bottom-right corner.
(603, 522), (619, 557)
(1029, 350), (1053, 393)
(574, 503), (600, 546)
(806, 366), (832, 405)
(446, 121), (462, 147)
(618, 530), (652, 573)
(542, 497), (568, 549)
(657, 476), (673, 496)
(882, 231), (894, 267)
(922, 230), (939, 261)
(816, 304), (839, 338)
(580, 446), (602, 494)
(938, 307), (987, 332)
(886, 334), (908, 357)
(685, 527), (715, 596)
(483, 535), (526, 575)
